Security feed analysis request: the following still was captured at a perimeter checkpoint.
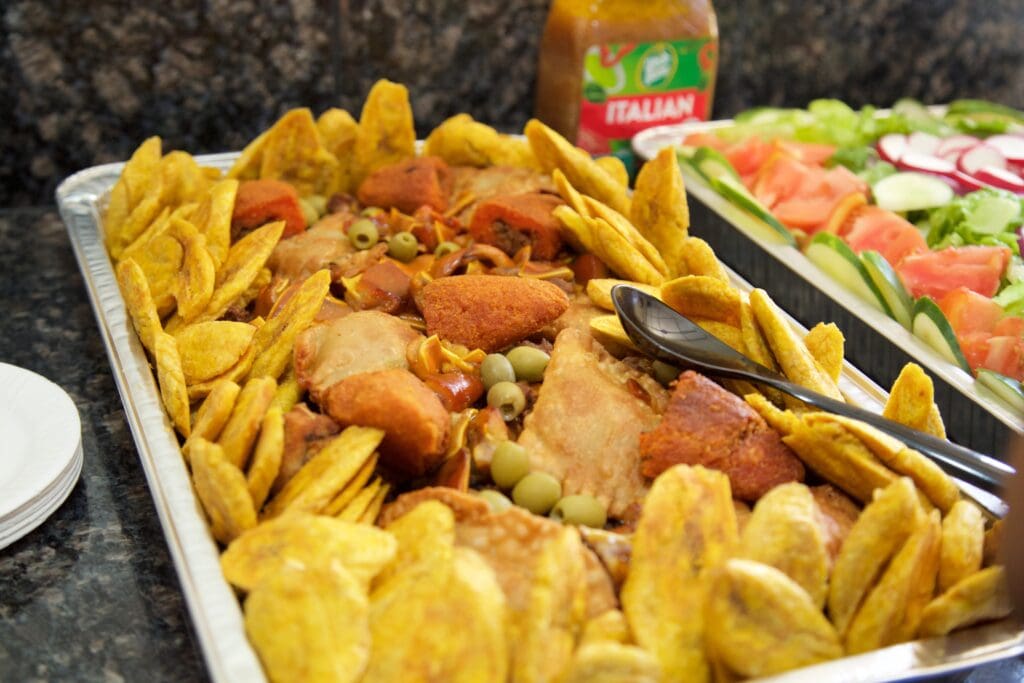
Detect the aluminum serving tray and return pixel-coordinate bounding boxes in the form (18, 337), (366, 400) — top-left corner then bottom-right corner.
(634, 120), (1023, 457)
(57, 152), (1023, 682)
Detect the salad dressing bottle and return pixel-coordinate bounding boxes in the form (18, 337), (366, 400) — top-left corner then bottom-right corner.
(534, 0), (718, 173)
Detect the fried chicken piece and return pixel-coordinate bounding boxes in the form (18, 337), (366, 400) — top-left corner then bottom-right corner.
(449, 165), (556, 224)
(638, 371), (805, 502)
(321, 368), (449, 478)
(294, 310), (422, 403)
(356, 155), (452, 213)
(541, 290), (607, 340)
(469, 192), (565, 260)
(517, 328), (669, 521)
(809, 483), (861, 565)
(418, 274), (570, 352)
(378, 486), (490, 527)
(267, 212), (352, 281)
(272, 403), (341, 494)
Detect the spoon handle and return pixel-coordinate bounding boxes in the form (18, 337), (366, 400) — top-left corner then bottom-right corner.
(759, 373), (1014, 493)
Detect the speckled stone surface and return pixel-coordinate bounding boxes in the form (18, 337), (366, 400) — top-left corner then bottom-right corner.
(3, 0), (1024, 207)
(0, 210), (205, 682)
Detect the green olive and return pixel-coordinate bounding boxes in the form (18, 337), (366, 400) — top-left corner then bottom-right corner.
(506, 346), (550, 383)
(490, 441), (530, 489)
(652, 360), (681, 386)
(387, 231), (419, 262)
(476, 489), (513, 513)
(512, 471), (562, 515)
(550, 494), (607, 528)
(487, 381), (526, 421)
(298, 198), (319, 227)
(348, 218), (379, 250)
(306, 194), (328, 216)
(361, 206), (385, 217)
(480, 353), (516, 390)
(434, 240), (460, 258)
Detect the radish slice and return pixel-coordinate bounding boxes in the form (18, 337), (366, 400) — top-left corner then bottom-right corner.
(958, 144), (1008, 175)
(952, 170), (986, 193)
(907, 132), (941, 156)
(897, 150), (957, 176)
(935, 134), (981, 161)
(984, 135), (1024, 163)
(876, 134), (907, 164)
(973, 166), (1024, 193)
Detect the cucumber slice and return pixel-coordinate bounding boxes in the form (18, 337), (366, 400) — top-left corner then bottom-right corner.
(963, 194), (1022, 235)
(976, 369), (1024, 413)
(691, 146), (743, 184)
(870, 172), (954, 212)
(804, 233), (889, 313)
(710, 175), (796, 246)
(861, 250), (914, 329)
(911, 297), (971, 372)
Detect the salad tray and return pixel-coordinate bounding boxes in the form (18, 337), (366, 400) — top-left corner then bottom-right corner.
(633, 119), (1022, 457)
(57, 152), (1022, 682)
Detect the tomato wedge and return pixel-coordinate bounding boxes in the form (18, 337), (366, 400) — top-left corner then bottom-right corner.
(982, 335), (1024, 381)
(724, 136), (775, 178)
(938, 286), (1004, 337)
(994, 316), (1024, 337)
(896, 245), (1011, 300)
(838, 206), (928, 268)
(776, 140), (838, 165)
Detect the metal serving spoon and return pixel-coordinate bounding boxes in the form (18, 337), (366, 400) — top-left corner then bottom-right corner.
(612, 284), (1015, 498)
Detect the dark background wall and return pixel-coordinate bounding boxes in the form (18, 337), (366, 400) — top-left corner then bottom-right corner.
(3, 0), (1023, 208)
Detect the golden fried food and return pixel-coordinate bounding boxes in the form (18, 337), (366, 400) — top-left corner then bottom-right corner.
(244, 564), (370, 683)
(639, 371), (804, 502)
(357, 156), (452, 214)
(116, 257), (162, 355)
(248, 269), (331, 381)
(580, 608), (630, 645)
(419, 274), (570, 353)
(660, 275), (742, 327)
(585, 278), (660, 311)
(705, 558), (842, 678)
(174, 321), (255, 384)
(595, 155), (629, 187)
(222, 512), (396, 592)
(804, 322), (845, 383)
(246, 406), (284, 510)
(377, 499), (456, 587)
(316, 107), (359, 193)
(153, 331), (191, 436)
(883, 362), (946, 439)
(518, 328), (669, 520)
(190, 437), (257, 544)
(263, 425), (383, 518)
(322, 453), (378, 517)
(564, 642), (662, 683)
(918, 565), (1012, 637)
(321, 369), (449, 478)
(165, 216), (216, 321)
(845, 509), (941, 652)
(353, 79), (416, 182)
(182, 379), (240, 463)
(939, 500), (986, 593)
(105, 136), (164, 259)
(469, 191), (566, 260)
(739, 482), (829, 608)
(217, 376), (277, 470)
(828, 477), (924, 636)
(186, 343), (258, 402)
(743, 392), (799, 436)
(554, 206), (666, 286)
(424, 113), (537, 169)
(336, 477), (385, 522)
(378, 486), (490, 528)
(679, 235), (729, 282)
(187, 178), (237, 269)
(631, 146), (690, 277)
(581, 196), (670, 278)
(621, 465), (737, 683)
(809, 483), (862, 565)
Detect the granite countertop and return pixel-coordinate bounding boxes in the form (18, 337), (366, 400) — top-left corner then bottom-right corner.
(0, 207), (1021, 681)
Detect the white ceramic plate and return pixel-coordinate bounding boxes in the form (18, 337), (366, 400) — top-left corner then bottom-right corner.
(0, 363), (83, 546)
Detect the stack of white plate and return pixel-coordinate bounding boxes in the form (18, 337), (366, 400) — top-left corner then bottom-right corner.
(0, 363), (83, 549)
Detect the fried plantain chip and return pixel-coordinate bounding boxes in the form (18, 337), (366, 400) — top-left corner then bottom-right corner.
(358, 481), (390, 525)
(585, 278), (661, 311)
(738, 482), (830, 608)
(116, 258), (162, 354)
(424, 113), (538, 169)
(810, 413), (960, 513)
(263, 426), (384, 518)
(363, 546), (508, 683)
(553, 207), (665, 286)
(783, 417), (899, 504)
(216, 376), (276, 470)
(918, 565), (1012, 637)
(631, 146), (690, 277)
(621, 465), (737, 683)
(827, 477), (923, 636)
(122, 217), (184, 317)
(939, 500), (986, 593)
(564, 642), (662, 683)
(190, 438), (257, 544)
(165, 217), (216, 322)
(739, 299), (777, 371)
(581, 196), (670, 278)
(983, 519), (1004, 567)
(183, 379), (240, 464)
(551, 168), (593, 221)
(337, 477), (385, 523)
(105, 137), (164, 259)
(743, 393), (799, 436)
(354, 79), (416, 183)
(525, 118), (631, 216)
(186, 342), (258, 402)
(247, 269), (331, 381)
(186, 178), (238, 269)
(244, 563), (370, 683)
(159, 150), (213, 206)
(322, 454), (378, 517)
(153, 331), (191, 437)
(589, 315), (639, 356)
(804, 322), (845, 384)
(174, 320), (256, 384)
(317, 107), (360, 193)
(749, 289), (844, 401)
(222, 512), (396, 592)
(705, 559), (843, 678)
(378, 499), (455, 586)
(883, 363), (946, 439)
(845, 509), (941, 652)
(247, 405), (284, 511)
(595, 155), (629, 187)
(679, 236), (729, 282)
(270, 365), (303, 413)
(580, 609), (631, 646)
(660, 274), (741, 326)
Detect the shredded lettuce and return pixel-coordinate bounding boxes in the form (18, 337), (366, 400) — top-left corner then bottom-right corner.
(924, 188), (1024, 254)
